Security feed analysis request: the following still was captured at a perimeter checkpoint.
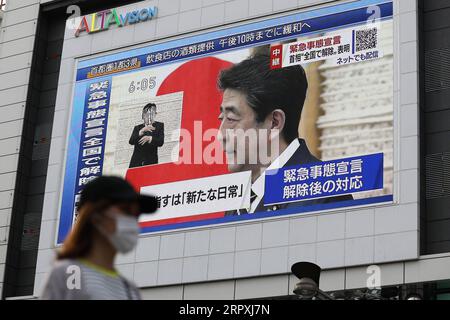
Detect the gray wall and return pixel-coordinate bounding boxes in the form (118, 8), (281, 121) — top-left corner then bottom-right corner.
(0, 0), (142, 298)
(0, 0), (40, 297)
(138, 252), (450, 299)
(0, 0), (422, 299)
(422, 0), (450, 254)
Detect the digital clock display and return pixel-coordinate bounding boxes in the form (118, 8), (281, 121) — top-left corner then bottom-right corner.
(129, 77), (156, 93)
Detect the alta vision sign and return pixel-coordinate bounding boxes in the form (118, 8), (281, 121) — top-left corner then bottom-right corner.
(75, 6), (158, 37)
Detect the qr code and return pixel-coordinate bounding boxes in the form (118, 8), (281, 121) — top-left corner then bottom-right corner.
(355, 27), (378, 52)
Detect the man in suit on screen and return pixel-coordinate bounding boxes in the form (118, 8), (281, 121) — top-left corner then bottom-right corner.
(129, 103), (164, 168)
(217, 54), (353, 215)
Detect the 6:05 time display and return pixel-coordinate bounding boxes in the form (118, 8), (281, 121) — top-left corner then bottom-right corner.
(128, 76), (156, 93)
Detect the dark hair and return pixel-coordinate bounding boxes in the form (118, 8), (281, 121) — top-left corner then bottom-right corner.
(57, 201), (110, 260)
(218, 54), (308, 143)
(57, 199), (138, 260)
(142, 103), (156, 115)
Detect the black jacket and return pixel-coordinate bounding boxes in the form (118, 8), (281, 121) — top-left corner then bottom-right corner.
(128, 122), (164, 168)
(226, 138), (353, 216)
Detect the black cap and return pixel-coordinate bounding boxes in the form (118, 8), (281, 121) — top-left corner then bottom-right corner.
(291, 262), (322, 286)
(78, 176), (158, 215)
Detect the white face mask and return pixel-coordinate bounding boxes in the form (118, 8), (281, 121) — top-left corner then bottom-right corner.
(98, 214), (140, 253)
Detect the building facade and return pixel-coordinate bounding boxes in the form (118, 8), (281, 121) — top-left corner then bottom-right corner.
(0, 0), (448, 300)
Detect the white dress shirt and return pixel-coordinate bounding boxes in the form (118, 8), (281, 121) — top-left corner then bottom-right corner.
(249, 138), (301, 213)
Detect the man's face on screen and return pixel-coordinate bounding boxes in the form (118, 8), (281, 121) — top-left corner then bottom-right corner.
(149, 107), (156, 122)
(143, 110), (150, 125)
(143, 108), (156, 125)
(218, 88), (272, 173)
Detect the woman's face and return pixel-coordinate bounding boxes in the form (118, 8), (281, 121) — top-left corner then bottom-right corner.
(95, 203), (139, 234)
(92, 202), (141, 253)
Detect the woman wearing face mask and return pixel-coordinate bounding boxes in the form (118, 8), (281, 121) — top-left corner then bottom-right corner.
(40, 176), (157, 300)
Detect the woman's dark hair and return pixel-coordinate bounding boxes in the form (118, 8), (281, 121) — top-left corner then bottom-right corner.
(57, 199), (139, 260)
(218, 54), (308, 143)
(57, 200), (111, 260)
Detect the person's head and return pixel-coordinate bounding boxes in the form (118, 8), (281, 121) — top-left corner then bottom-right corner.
(57, 176), (157, 260)
(142, 103), (157, 125)
(217, 54), (308, 173)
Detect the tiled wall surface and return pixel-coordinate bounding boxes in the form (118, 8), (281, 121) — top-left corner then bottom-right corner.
(0, 0), (41, 297)
(422, 0), (450, 254)
(1, 0), (420, 299)
(127, 253), (450, 299)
